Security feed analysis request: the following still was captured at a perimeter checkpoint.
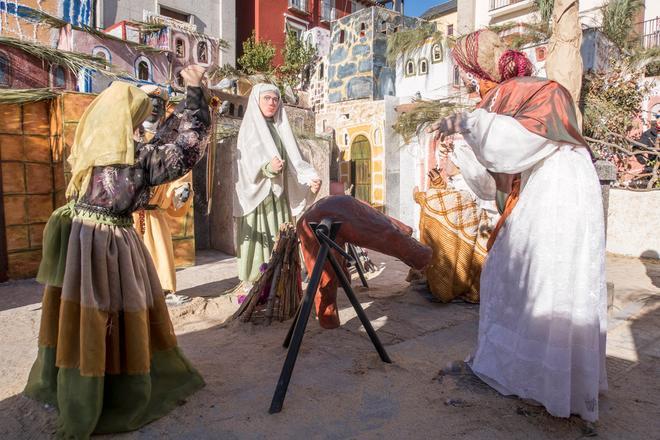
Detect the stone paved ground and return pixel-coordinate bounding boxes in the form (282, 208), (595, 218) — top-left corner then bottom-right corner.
(0, 252), (658, 439)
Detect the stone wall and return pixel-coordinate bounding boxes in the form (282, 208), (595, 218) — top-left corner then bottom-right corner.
(326, 7), (418, 104)
(607, 188), (660, 259)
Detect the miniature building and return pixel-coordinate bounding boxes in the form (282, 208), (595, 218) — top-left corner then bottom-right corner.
(0, 39), (77, 90)
(326, 7), (419, 103)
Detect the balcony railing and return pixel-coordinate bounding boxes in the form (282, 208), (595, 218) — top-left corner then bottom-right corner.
(641, 17), (660, 49)
(489, 0), (527, 12)
(288, 0), (309, 14)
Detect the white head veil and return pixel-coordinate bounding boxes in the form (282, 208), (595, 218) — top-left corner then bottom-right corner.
(233, 83), (319, 217)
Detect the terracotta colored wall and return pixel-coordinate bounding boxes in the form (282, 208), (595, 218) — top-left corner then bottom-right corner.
(237, 1), (371, 68)
(0, 100), (60, 278)
(0, 93), (196, 280)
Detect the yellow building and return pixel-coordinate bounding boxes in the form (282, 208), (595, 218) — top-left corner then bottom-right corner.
(421, 0), (458, 38)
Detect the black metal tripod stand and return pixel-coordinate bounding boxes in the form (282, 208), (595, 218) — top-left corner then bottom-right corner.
(269, 219), (392, 414)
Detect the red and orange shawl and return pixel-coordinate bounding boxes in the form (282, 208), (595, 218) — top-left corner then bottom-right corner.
(476, 76), (591, 249)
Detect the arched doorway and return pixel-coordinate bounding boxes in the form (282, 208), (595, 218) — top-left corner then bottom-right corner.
(350, 135), (371, 203)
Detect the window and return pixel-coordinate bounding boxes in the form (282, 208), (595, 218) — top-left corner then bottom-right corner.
(419, 58), (428, 75)
(176, 70), (184, 87)
(453, 65), (461, 87)
(319, 62), (324, 79)
(196, 41), (209, 64)
(432, 44), (443, 63)
(92, 46), (111, 70)
(344, 132), (349, 145)
(286, 19), (307, 40)
(288, 0), (308, 13)
(339, 30), (345, 44)
(359, 23), (366, 38)
(52, 65), (66, 88)
(237, 105), (244, 117)
(175, 38), (186, 58)
(0, 52), (11, 87)
(447, 24), (454, 37)
(405, 59), (415, 76)
(160, 5), (191, 23)
(229, 103), (235, 116)
(137, 61), (149, 80)
(380, 20), (388, 35)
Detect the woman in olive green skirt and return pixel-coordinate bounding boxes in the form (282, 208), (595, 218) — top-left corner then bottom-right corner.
(233, 84), (321, 286)
(24, 66), (209, 439)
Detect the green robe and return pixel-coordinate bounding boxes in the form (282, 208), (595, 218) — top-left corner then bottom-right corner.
(237, 121), (292, 282)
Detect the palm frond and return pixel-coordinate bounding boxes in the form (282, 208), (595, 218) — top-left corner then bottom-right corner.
(601, 0), (645, 50)
(0, 35), (117, 75)
(393, 99), (472, 143)
(0, 88), (60, 105)
(386, 24), (444, 66)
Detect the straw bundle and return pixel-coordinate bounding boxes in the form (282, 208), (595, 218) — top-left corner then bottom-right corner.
(0, 88), (59, 105)
(232, 223), (303, 324)
(393, 99), (471, 143)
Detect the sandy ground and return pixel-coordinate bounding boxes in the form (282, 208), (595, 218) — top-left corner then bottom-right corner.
(0, 251), (659, 439)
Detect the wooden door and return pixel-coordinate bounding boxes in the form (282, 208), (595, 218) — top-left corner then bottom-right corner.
(350, 135), (371, 203)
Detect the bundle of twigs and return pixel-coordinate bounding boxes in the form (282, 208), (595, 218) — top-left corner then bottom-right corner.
(0, 88), (59, 105)
(232, 223), (303, 324)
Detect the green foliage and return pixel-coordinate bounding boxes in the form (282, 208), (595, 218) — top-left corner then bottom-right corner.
(238, 31), (276, 75)
(386, 23), (444, 66)
(278, 31), (317, 88)
(601, 0), (644, 50)
(533, 0), (554, 23)
(582, 58), (652, 157)
(487, 21), (551, 49)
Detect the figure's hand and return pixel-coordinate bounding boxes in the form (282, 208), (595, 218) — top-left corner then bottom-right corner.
(427, 113), (464, 141)
(180, 65), (207, 87)
(269, 157), (285, 173)
(173, 183), (191, 209)
(437, 139), (454, 157)
(310, 179), (322, 194)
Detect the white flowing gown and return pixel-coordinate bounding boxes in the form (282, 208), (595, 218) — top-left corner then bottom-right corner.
(453, 109), (608, 422)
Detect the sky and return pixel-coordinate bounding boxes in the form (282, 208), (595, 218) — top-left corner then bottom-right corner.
(404, 0), (452, 17)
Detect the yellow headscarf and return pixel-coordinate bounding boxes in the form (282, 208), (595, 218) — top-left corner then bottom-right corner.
(66, 81), (153, 199)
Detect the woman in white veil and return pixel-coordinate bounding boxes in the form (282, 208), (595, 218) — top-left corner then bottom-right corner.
(234, 84), (321, 288)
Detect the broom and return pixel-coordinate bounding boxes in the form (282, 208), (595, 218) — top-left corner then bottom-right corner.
(231, 223), (302, 324)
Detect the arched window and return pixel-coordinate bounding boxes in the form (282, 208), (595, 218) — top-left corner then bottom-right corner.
(175, 38), (186, 59)
(229, 103), (235, 116)
(432, 44), (443, 63)
(419, 58), (428, 75)
(135, 56), (152, 81)
(137, 61), (149, 80)
(176, 70), (185, 87)
(373, 128), (382, 145)
(92, 46), (111, 69)
(237, 105), (244, 117)
(52, 65), (66, 88)
(405, 59), (415, 76)
(196, 41), (209, 64)
(344, 132), (349, 146)
(0, 52), (11, 87)
(359, 23), (366, 37)
(453, 65), (461, 87)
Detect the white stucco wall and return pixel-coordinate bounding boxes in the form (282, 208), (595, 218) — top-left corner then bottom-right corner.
(646, 0), (660, 22)
(606, 188), (660, 259)
(395, 43), (453, 100)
